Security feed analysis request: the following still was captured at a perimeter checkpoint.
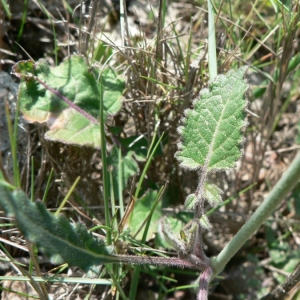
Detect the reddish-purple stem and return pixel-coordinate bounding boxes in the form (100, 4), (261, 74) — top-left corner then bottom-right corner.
(34, 76), (99, 124)
(198, 267), (213, 300)
(114, 254), (207, 271)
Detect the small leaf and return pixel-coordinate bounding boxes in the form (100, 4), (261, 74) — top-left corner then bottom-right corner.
(200, 215), (212, 230)
(185, 193), (196, 209)
(0, 185), (115, 272)
(175, 67), (248, 171)
(11, 59), (35, 78)
(156, 216), (185, 250)
(204, 182), (223, 207)
(158, 218), (187, 253)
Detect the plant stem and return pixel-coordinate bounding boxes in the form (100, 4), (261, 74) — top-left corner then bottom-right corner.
(198, 267), (212, 300)
(115, 255), (206, 270)
(207, 0), (217, 80)
(211, 152), (300, 276)
(99, 76), (112, 245)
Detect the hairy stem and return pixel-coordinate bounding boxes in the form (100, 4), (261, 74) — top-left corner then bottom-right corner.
(192, 168), (209, 263)
(198, 267), (213, 300)
(114, 254), (207, 271)
(195, 167), (207, 219)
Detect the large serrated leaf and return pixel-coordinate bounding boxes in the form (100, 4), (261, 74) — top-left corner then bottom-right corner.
(175, 67), (248, 171)
(0, 185), (115, 272)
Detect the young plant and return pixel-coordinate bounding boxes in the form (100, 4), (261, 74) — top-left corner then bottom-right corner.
(1, 57), (300, 299)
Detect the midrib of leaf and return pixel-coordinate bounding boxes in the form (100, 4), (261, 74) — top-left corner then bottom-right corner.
(176, 67), (248, 173)
(196, 99), (227, 201)
(202, 94), (227, 181)
(205, 97), (230, 170)
(176, 67), (248, 215)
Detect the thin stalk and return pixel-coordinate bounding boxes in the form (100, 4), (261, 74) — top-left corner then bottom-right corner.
(118, 148), (124, 219)
(141, 185), (166, 242)
(184, 17), (193, 83)
(36, 0), (58, 65)
(0, 0), (11, 19)
(5, 96), (21, 188)
(30, 157), (34, 202)
(115, 255), (206, 270)
(211, 151), (300, 276)
(42, 168), (54, 203)
(109, 171), (117, 230)
(106, 267), (128, 300)
(27, 241), (48, 298)
(99, 76), (112, 245)
(17, 0), (28, 41)
(55, 177), (81, 216)
(132, 184), (167, 241)
(207, 0), (217, 79)
(129, 131), (164, 299)
(134, 130), (164, 201)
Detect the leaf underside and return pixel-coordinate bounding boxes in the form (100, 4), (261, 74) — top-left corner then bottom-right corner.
(175, 67), (248, 171)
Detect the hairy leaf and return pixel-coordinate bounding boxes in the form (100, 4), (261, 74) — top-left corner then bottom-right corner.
(185, 193), (196, 209)
(204, 182), (223, 207)
(175, 67), (248, 171)
(0, 185), (115, 272)
(199, 215), (212, 230)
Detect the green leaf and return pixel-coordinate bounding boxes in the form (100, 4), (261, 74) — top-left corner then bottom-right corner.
(107, 146), (139, 199)
(0, 184), (115, 272)
(199, 214), (212, 230)
(158, 218), (187, 253)
(204, 182), (223, 207)
(297, 122), (300, 145)
(126, 190), (162, 241)
(185, 193), (196, 209)
(185, 183), (223, 209)
(175, 67), (248, 171)
(13, 55), (124, 148)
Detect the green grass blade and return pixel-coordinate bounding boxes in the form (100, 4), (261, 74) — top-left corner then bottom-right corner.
(99, 74), (112, 245)
(0, 0), (11, 19)
(208, 0), (217, 79)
